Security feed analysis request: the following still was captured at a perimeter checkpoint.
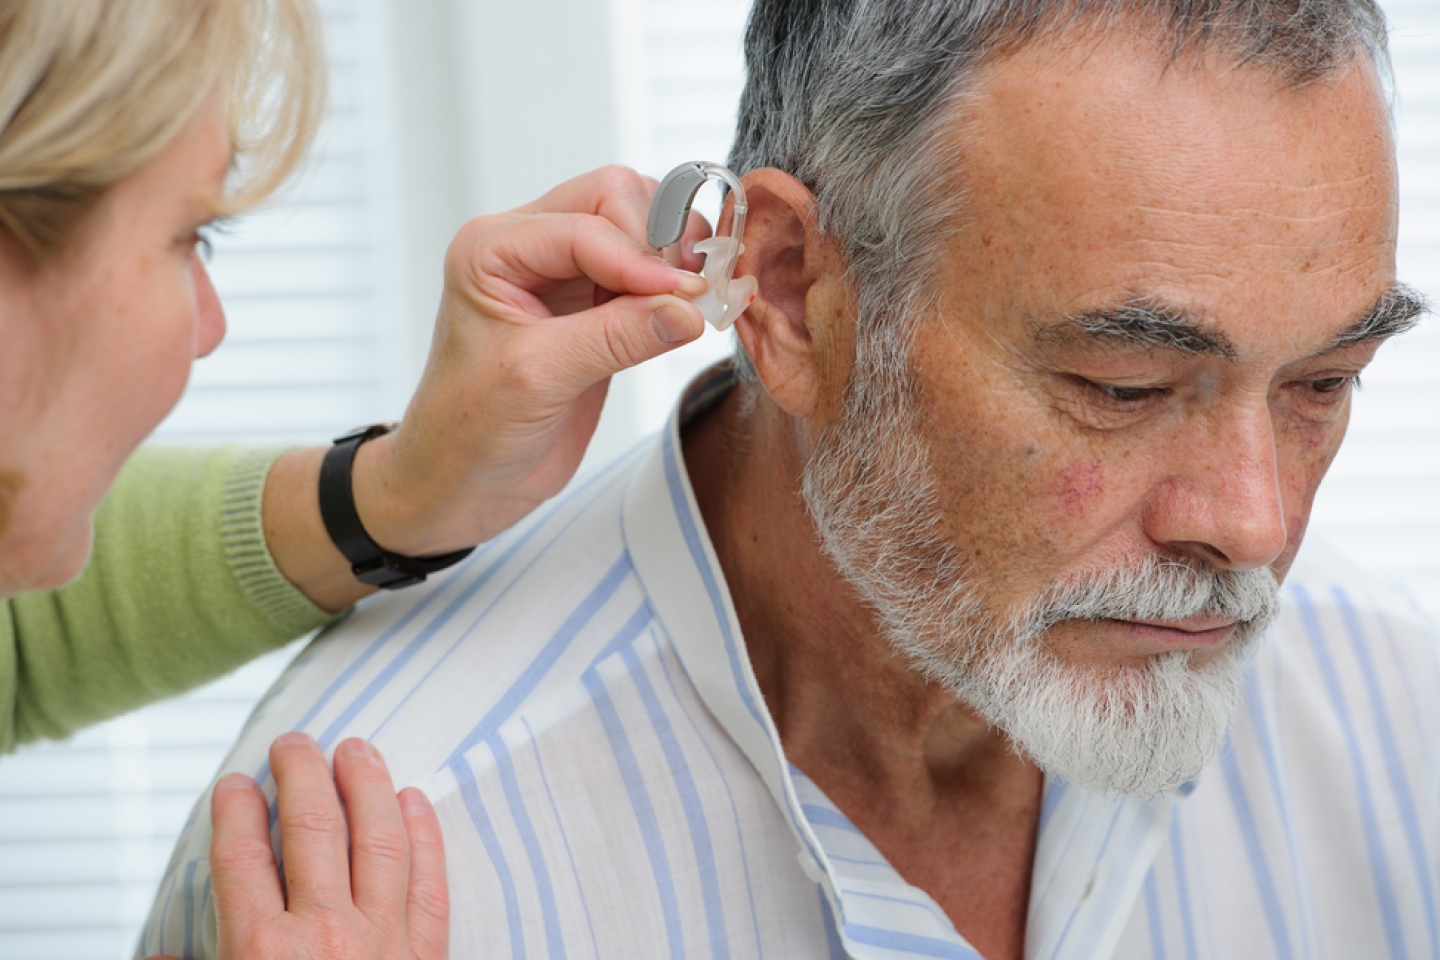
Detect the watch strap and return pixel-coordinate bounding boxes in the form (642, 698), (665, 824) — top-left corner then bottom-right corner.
(319, 424), (474, 589)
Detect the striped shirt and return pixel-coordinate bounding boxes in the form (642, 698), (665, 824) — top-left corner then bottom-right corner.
(138, 372), (1440, 960)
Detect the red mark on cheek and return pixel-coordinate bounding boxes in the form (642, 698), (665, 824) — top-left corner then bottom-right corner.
(1056, 459), (1104, 516)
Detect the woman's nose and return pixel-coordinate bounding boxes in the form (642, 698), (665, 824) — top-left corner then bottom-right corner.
(191, 254), (227, 358)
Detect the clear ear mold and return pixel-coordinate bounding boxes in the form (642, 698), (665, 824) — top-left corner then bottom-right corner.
(647, 161), (759, 332)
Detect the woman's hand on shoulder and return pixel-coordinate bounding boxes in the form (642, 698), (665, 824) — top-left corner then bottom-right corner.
(146, 733), (448, 960)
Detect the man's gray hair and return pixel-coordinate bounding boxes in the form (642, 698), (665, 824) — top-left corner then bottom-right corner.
(726, 0), (1393, 392)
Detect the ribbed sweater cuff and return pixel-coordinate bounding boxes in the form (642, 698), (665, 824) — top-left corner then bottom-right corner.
(220, 448), (338, 641)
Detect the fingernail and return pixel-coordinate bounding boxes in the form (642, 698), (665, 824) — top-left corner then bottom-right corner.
(275, 731), (315, 748)
(651, 301), (699, 345)
(215, 773), (259, 794)
(399, 788), (431, 815)
(338, 738), (376, 760)
(671, 269), (708, 297)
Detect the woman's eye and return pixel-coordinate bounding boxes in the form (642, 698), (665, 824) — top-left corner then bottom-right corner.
(193, 229), (215, 262)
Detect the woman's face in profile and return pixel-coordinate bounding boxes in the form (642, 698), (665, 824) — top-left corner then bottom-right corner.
(0, 101), (231, 596)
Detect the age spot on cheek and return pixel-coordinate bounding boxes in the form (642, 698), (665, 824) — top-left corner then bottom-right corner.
(1056, 459), (1104, 516)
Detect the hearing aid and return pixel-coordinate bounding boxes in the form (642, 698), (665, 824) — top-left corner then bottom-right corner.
(647, 161), (759, 332)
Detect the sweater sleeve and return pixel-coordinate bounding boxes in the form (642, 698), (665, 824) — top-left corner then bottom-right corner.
(0, 445), (341, 754)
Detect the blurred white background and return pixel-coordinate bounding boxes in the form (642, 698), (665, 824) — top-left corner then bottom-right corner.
(0, 0), (1434, 955)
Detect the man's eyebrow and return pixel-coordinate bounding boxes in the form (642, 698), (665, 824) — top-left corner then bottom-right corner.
(1034, 296), (1238, 359)
(1319, 282), (1430, 353)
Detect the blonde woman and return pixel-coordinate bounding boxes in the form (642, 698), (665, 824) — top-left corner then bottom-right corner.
(0, 1), (711, 957)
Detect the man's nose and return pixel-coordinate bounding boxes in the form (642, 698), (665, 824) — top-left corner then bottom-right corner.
(191, 255), (227, 358)
(1142, 408), (1289, 570)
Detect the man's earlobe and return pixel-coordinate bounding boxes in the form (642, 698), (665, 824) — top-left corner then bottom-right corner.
(731, 169), (847, 421)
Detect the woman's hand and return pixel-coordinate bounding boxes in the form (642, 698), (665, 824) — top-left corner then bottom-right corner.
(263, 165), (713, 611)
(148, 734), (448, 960)
(362, 165), (713, 552)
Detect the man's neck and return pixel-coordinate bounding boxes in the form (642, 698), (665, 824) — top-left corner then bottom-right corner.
(682, 382), (1044, 960)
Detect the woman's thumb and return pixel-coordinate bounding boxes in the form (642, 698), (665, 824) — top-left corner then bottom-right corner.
(554, 293), (706, 389)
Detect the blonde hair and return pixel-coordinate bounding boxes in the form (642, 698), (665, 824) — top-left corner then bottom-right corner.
(0, 0), (326, 260)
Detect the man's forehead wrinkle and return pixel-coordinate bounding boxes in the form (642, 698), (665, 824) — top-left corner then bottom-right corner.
(1124, 201), (1389, 225)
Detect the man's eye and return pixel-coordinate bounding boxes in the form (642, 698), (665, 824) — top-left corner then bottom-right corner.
(1087, 381), (1161, 404)
(1310, 375), (1357, 395)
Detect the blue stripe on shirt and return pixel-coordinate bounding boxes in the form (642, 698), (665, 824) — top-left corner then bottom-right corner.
(584, 663), (688, 959)
(489, 732), (568, 960)
(846, 923), (985, 959)
(654, 626), (768, 960)
(803, 804), (865, 836)
(660, 428), (831, 879)
(445, 553), (632, 769)
(661, 428), (766, 737)
(1295, 584), (1409, 960)
(183, 860), (198, 960)
(819, 889), (849, 960)
(621, 642), (732, 960)
(252, 455), (635, 803)
(1221, 740), (1295, 960)
(1145, 872), (1169, 960)
(522, 716), (603, 959)
(368, 468), (636, 742)
(1241, 666), (1318, 960)
(1334, 586), (1440, 960)
(1168, 817), (1200, 960)
(452, 753), (526, 960)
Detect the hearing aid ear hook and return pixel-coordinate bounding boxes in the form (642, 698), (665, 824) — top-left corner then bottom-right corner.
(647, 161), (759, 332)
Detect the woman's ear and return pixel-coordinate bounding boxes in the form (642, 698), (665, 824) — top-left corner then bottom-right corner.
(729, 169), (850, 420)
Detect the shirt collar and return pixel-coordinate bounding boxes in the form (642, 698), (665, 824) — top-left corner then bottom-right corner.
(623, 366), (1177, 960)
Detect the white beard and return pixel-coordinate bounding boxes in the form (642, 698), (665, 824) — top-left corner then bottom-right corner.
(800, 362), (1279, 798)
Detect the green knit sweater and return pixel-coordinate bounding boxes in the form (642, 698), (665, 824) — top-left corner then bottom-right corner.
(0, 446), (339, 754)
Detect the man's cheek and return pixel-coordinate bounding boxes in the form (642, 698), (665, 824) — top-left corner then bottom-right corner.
(1054, 457), (1104, 518)
(1270, 422), (1347, 578)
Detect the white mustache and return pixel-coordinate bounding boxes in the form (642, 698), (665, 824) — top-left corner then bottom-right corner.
(1016, 557), (1280, 639)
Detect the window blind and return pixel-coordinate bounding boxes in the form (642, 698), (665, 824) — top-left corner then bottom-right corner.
(1308, 0), (1440, 618)
(579, 0), (751, 467)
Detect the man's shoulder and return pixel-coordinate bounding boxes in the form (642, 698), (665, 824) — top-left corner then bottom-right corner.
(1257, 534), (1440, 748)
(228, 443), (664, 784)
(1275, 535), (1437, 664)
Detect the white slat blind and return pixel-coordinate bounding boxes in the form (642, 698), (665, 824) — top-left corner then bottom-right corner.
(156, 3), (408, 444)
(0, 1), (404, 957)
(1309, 0), (1440, 618)
(578, 0), (751, 467)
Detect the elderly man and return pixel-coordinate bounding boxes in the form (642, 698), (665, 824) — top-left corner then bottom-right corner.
(142, 0), (1437, 958)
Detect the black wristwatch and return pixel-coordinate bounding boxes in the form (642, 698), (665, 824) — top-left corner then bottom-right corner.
(318, 424), (475, 589)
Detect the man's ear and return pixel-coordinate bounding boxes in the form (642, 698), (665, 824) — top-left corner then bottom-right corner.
(729, 169), (849, 420)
